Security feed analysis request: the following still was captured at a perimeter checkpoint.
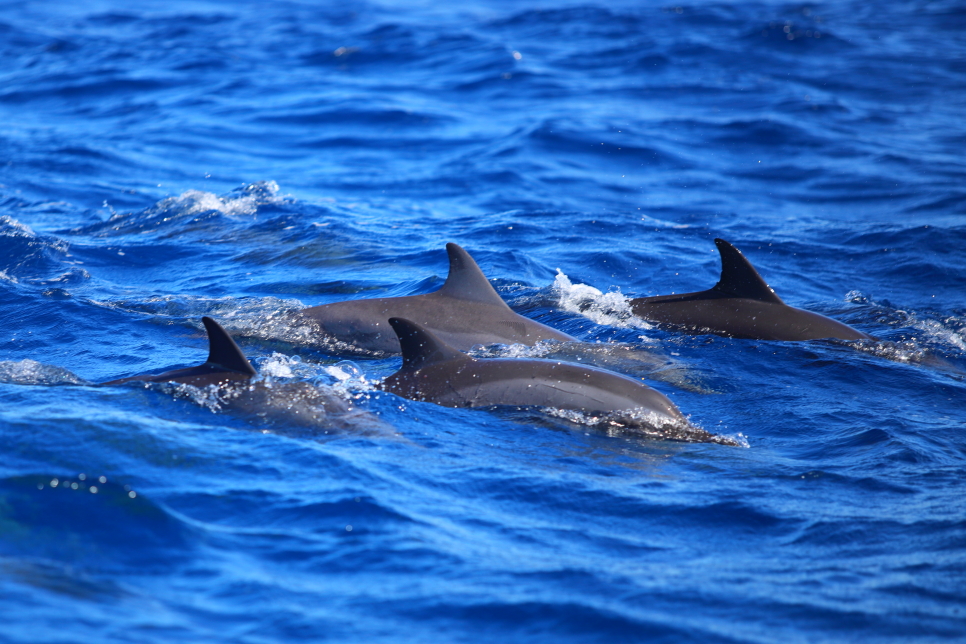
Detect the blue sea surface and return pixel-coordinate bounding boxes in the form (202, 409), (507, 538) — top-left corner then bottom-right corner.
(1, 0), (965, 641)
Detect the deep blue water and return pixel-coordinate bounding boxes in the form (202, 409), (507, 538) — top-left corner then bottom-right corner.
(1, 1), (965, 642)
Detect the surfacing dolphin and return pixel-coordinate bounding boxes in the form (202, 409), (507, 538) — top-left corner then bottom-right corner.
(101, 317), (383, 434)
(629, 238), (873, 341)
(297, 243), (575, 354)
(379, 318), (738, 445)
(101, 317), (256, 386)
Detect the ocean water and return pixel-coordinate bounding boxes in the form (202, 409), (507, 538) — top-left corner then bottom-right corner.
(1, 0), (965, 642)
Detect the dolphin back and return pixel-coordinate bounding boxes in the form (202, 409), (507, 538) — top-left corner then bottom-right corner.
(298, 243), (575, 353)
(629, 238), (872, 341)
(381, 318), (687, 424)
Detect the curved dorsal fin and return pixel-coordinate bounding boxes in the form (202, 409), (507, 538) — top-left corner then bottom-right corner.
(436, 243), (511, 307)
(202, 317), (257, 375)
(711, 238), (784, 304)
(388, 317), (469, 371)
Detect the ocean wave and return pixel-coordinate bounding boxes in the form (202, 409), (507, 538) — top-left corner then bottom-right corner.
(0, 474), (192, 571)
(0, 215), (72, 279)
(73, 181), (288, 238)
(2, 1), (965, 642)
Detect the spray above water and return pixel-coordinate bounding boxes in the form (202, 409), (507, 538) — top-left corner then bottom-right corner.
(552, 269), (652, 331)
(78, 181), (289, 237)
(155, 181), (284, 218)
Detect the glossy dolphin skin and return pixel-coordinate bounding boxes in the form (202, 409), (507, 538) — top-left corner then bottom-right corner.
(377, 318), (723, 442)
(298, 243), (575, 353)
(629, 239), (873, 341)
(101, 317), (257, 386)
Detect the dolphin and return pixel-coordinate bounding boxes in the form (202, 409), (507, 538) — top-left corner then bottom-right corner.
(100, 317), (385, 434)
(297, 243), (575, 354)
(101, 317), (257, 386)
(629, 238), (873, 341)
(379, 318), (736, 444)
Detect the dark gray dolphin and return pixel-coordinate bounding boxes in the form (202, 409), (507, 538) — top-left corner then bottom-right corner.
(100, 317), (384, 433)
(101, 317), (256, 386)
(379, 318), (735, 444)
(629, 239), (873, 341)
(298, 243), (575, 354)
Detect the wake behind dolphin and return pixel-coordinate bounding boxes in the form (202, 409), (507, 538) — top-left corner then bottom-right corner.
(630, 239), (873, 342)
(297, 243), (575, 354)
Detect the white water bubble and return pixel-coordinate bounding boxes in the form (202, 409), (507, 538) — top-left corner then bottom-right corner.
(158, 181), (281, 218)
(552, 270), (651, 330)
(259, 353), (300, 379)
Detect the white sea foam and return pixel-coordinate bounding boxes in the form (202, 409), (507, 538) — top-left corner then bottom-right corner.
(0, 215), (38, 238)
(152, 181), (282, 218)
(552, 270), (651, 331)
(468, 339), (562, 360)
(0, 214), (70, 253)
(152, 371), (385, 433)
(323, 361), (372, 389)
(257, 353), (299, 379)
(845, 291), (966, 360)
(912, 317), (966, 352)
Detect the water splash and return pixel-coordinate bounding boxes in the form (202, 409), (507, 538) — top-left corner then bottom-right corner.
(552, 269), (651, 331)
(76, 181), (288, 237)
(845, 290), (966, 367)
(154, 181), (283, 218)
(468, 338), (565, 359)
(149, 376), (387, 435)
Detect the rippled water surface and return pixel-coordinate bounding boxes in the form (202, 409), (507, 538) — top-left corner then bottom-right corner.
(1, 1), (965, 642)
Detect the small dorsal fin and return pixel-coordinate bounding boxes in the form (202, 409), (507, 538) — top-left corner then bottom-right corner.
(711, 239), (784, 304)
(202, 317), (257, 375)
(436, 243), (512, 307)
(388, 317), (469, 371)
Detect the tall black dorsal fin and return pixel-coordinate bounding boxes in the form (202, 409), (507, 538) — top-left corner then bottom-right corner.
(436, 243), (512, 307)
(388, 317), (469, 371)
(711, 239), (784, 304)
(202, 317), (257, 375)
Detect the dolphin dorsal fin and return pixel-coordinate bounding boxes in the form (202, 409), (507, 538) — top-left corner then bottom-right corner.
(202, 317), (257, 375)
(388, 317), (469, 371)
(436, 243), (512, 307)
(711, 238), (784, 304)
